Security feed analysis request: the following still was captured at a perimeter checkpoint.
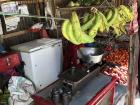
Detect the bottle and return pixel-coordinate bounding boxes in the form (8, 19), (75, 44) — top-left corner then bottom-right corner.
(52, 89), (60, 105)
(62, 93), (69, 105)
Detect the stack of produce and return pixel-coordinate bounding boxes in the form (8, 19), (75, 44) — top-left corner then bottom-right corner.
(103, 49), (129, 69)
(61, 9), (109, 44)
(82, 9), (109, 36)
(104, 5), (134, 37)
(62, 11), (94, 45)
(103, 49), (129, 85)
(61, 5), (133, 45)
(103, 66), (128, 85)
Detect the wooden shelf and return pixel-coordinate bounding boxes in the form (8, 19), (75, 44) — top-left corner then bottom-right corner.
(2, 30), (28, 39)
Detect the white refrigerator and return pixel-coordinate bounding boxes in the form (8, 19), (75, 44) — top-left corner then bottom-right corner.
(11, 38), (63, 91)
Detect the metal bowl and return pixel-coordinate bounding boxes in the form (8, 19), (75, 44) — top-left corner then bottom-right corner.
(78, 47), (104, 64)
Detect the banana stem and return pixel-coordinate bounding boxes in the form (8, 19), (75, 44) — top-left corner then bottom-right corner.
(91, 7), (98, 13)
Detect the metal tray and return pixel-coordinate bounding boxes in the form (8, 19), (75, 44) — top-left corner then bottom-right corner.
(59, 67), (88, 82)
(59, 63), (107, 93)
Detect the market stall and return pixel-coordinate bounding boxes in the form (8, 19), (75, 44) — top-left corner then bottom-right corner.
(0, 0), (139, 105)
(33, 0), (138, 105)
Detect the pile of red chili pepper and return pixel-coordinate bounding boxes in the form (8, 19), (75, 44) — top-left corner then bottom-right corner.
(103, 49), (129, 85)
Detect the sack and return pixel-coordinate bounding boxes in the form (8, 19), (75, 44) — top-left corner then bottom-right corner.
(8, 76), (35, 105)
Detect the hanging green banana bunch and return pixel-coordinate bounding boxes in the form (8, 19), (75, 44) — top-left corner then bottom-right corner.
(71, 11), (94, 43)
(88, 12), (102, 38)
(62, 19), (80, 45)
(117, 5), (134, 22)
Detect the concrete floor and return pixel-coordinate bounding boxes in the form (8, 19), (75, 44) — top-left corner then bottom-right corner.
(135, 92), (140, 105)
(135, 98), (140, 105)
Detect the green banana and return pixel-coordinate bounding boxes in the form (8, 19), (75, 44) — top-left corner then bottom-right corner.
(105, 9), (113, 21)
(81, 14), (96, 31)
(99, 12), (105, 32)
(82, 13), (94, 24)
(112, 18), (126, 37)
(71, 11), (94, 44)
(88, 12), (102, 38)
(62, 20), (70, 41)
(108, 8), (118, 26)
(121, 5), (133, 20)
(61, 20), (80, 45)
(118, 5), (134, 22)
(103, 14), (109, 32)
(88, 14), (94, 19)
(99, 19), (104, 32)
(111, 16), (121, 36)
(67, 21), (81, 45)
(71, 11), (82, 40)
(80, 31), (95, 43)
(119, 24), (127, 34)
(98, 11), (109, 32)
